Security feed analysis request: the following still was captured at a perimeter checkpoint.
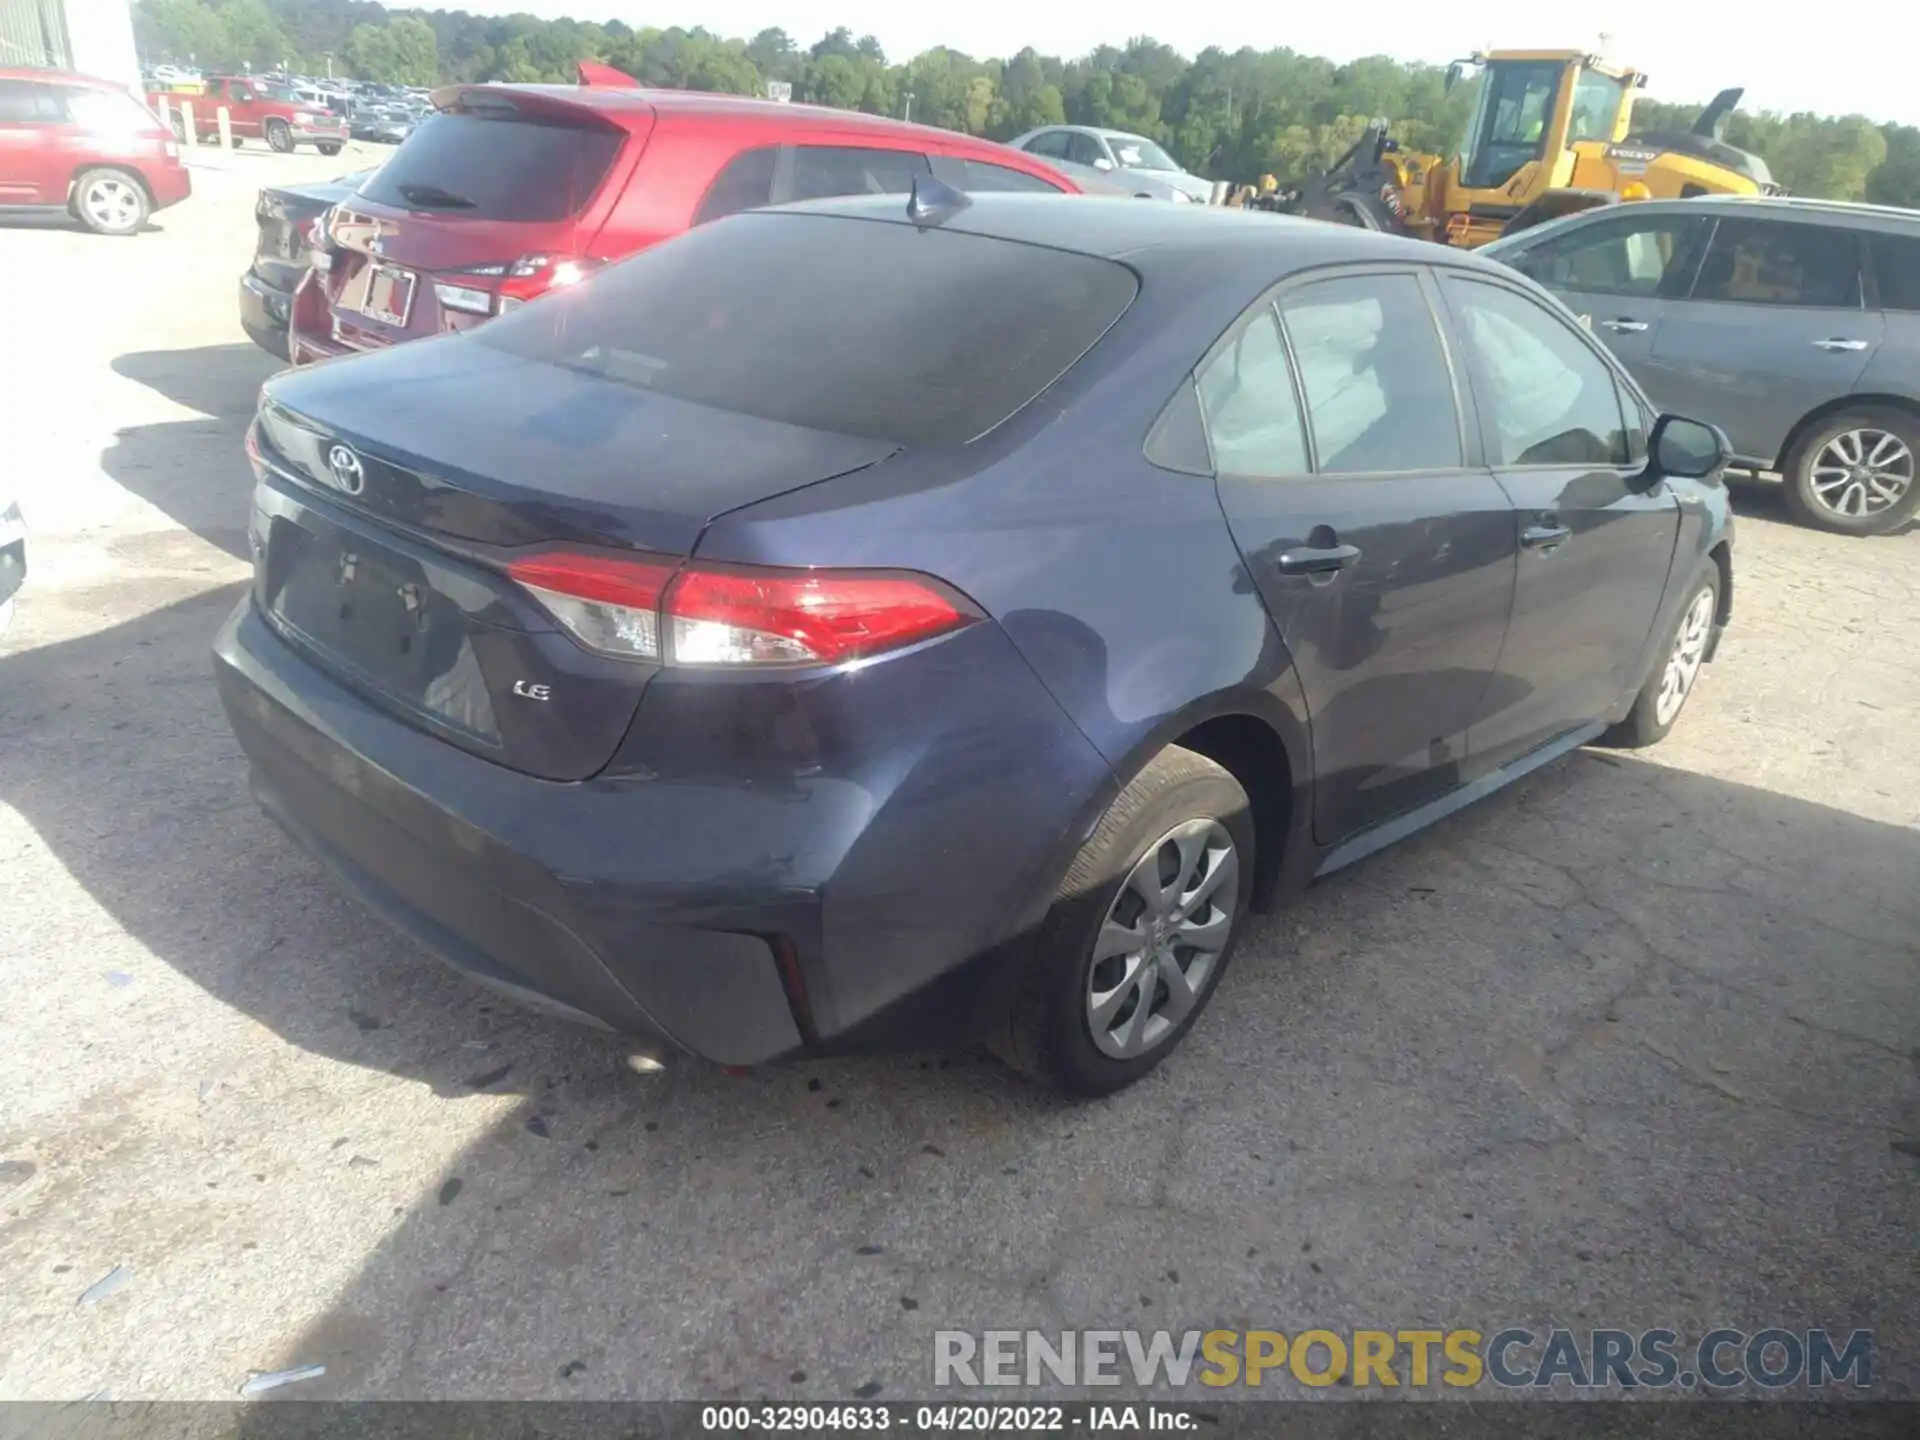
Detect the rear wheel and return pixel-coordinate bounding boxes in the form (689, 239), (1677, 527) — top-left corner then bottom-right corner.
(992, 747), (1254, 1097)
(72, 169), (150, 236)
(1782, 409), (1920, 536)
(265, 118), (294, 153)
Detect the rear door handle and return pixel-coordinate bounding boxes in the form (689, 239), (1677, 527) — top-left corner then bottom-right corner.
(1275, 543), (1362, 575)
(1813, 337), (1869, 352)
(1521, 523), (1572, 550)
(1599, 318), (1649, 333)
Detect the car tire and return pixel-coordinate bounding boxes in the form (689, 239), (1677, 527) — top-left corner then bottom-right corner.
(1782, 408), (1920, 536)
(1604, 567), (1719, 748)
(71, 169), (151, 236)
(992, 746), (1254, 1097)
(266, 119), (294, 153)
(317, 142), (343, 157)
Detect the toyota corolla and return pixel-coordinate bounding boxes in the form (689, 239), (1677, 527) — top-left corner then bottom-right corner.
(215, 190), (1733, 1096)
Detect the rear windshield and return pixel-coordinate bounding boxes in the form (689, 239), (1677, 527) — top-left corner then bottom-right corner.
(476, 211), (1139, 446)
(357, 111), (623, 222)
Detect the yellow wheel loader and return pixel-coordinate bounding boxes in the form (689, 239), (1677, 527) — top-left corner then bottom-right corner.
(1276, 50), (1779, 247)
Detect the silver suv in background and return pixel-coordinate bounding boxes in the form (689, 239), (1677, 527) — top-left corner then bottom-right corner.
(1010, 124), (1214, 202)
(1482, 196), (1920, 536)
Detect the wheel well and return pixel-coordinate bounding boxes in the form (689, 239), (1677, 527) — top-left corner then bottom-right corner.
(67, 163), (153, 207)
(1708, 540), (1733, 627)
(1774, 394), (1920, 472)
(1171, 714), (1293, 912)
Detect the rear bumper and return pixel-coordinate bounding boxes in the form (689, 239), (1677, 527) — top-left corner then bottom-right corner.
(240, 271), (292, 360)
(147, 163), (192, 209)
(213, 597), (1114, 1062)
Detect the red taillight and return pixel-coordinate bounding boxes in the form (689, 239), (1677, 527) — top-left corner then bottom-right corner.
(505, 551), (979, 667)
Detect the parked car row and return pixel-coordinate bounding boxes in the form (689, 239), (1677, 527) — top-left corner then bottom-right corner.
(146, 74), (348, 155)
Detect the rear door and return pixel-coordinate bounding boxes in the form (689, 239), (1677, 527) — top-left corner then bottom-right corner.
(1207, 267), (1519, 845)
(0, 80), (67, 205)
(1438, 272), (1678, 768)
(1496, 209), (1713, 380)
(1644, 214), (1881, 466)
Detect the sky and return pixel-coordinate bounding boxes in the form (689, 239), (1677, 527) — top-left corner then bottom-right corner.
(443, 6), (1919, 128)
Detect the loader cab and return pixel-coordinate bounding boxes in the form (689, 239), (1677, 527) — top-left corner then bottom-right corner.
(1449, 52), (1635, 193)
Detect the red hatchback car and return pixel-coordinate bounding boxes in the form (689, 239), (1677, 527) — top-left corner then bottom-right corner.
(290, 86), (1081, 363)
(0, 67), (190, 235)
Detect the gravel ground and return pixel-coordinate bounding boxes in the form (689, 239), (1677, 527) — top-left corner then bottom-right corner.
(0, 148), (1915, 1404)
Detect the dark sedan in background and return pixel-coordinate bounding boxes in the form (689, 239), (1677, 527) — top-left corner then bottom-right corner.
(239, 168), (373, 359)
(215, 193), (1734, 1096)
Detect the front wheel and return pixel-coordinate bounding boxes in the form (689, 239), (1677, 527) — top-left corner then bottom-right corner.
(316, 141), (342, 157)
(992, 746), (1254, 1097)
(1782, 409), (1920, 536)
(265, 118), (294, 153)
(72, 169), (150, 236)
(1605, 568), (1719, 748)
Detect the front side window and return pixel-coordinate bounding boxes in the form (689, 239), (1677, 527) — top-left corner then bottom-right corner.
(936, 157), (1065, 193)
(1445, 277), (1632, 466)
(1066, 132), (1108, 168)
(1509, 214), (1709, 299)
(786, 145), (930, 202)
(1279, 273), (1462, 474)
(1868, 230), (1920, 312)
(1195, 308), (1306, 478)
(1690, 218), (1862, 308)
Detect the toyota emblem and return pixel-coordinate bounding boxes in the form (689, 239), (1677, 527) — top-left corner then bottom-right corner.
(325, 443), (366, 496)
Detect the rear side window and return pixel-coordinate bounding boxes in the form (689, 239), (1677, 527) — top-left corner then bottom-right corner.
(1279, 274), (1461, 474)
(1690, 218), (1862, 308)
(358, 112), (623, 222)
(1023, 131), (1071, 159)
(1868, 230), (1920, 312)
(1445, 278), (1632, 466)
(1508, 213), (1709, 299)
(786, 145), (929, 202)
(694, 145), (776, 224)
(0, 81), (64, 123)
(934, 157), (1065, 194)
(477, 212), (1138, 446)
(63, 87), (162, 133)
(1196, 307), (1307, 477)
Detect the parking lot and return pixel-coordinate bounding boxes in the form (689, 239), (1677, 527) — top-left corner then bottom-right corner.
(0, 147), (1916, 1401)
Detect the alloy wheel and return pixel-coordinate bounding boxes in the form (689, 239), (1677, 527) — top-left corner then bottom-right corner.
(1086, 818), (1238, 1060)
(1809, 429), (1914, 520)
(1655, 587), (1716, 727)
(83, 178), (142, 233)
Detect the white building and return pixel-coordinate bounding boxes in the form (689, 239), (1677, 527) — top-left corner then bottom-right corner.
(0, 0), (140, 90)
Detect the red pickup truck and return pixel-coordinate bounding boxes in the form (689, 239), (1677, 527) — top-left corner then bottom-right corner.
(148, 76), (347, 155)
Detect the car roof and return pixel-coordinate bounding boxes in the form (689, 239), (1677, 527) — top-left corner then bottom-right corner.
(1544, 194), (1920, 229)
(430, 82), (1008, 147)
(775, 191), (1517, 278)
(0, 66), (128, 92)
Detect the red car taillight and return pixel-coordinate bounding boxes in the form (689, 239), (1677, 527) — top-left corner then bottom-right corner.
(505, 551), (980, 667)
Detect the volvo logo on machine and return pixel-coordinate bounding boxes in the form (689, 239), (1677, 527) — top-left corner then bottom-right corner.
(325, 443), (366, 496)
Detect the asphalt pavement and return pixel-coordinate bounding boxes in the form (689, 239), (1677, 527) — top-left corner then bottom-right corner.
(0, 148), (1915, 1402)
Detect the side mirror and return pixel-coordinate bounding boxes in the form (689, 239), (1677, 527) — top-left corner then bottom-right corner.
(1649, 413), (1730, 479)
(1445, 62), (1464, 93)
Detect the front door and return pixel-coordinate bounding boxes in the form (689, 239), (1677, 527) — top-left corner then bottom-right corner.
(1206, 268), (1518, 845)
(1642, 215), (1881, 467)
(1438, 273), (1680, 768)
(1499, 208), (1714, 386)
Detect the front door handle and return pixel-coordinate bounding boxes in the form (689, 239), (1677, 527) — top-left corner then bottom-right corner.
(1599, 318), (1649, 333)
(1813, 337), (1869, 352)
(1521, 522), (1572, 550)
(1275, 543), (1362, 576)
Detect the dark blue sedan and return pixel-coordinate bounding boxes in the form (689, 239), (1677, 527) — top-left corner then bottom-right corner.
(214, 191), (1735, 1096)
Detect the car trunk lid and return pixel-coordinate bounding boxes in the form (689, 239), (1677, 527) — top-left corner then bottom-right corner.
(248, 340), (898, 781)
